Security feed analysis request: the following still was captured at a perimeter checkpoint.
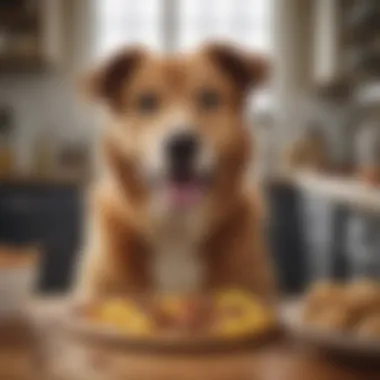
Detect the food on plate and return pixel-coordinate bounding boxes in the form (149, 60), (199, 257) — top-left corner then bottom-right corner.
(91, 298), (155, 336)
(213, 289), (274, 337)
(301, 278), (380, 340)
(83, 288), (276, 340)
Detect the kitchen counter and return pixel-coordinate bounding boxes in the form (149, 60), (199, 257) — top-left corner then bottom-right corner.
(0, 319), (37, 380)
(1, 299), (380, 380)
(272, 172), (380, 214)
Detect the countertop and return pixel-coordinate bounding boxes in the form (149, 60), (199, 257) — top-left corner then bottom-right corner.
(1, 299), (380, 380)
(272, 171), (380, 214)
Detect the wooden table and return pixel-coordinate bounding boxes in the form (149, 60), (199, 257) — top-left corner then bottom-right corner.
(2, 301), (380, 380)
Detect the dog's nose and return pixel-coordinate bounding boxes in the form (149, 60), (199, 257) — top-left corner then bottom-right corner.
(166, 132), (199, 163)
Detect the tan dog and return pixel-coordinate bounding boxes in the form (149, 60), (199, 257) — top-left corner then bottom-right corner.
(74, 43), (276, 302)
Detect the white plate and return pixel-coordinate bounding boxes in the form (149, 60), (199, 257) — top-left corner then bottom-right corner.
(281, 300), (380, 357)
(55, 302), (279, 352)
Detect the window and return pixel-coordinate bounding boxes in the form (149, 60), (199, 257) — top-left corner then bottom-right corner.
(96, 0), (163, 58)
(96, 0), (272, 54)
(178, 0), (272, 53)
(95, 0), (273, 111)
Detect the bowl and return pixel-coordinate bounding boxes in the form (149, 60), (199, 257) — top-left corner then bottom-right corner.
(30, 298), (280, 379)
(282, 300), (380, 359)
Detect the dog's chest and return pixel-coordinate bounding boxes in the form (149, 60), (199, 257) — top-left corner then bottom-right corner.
(150, 214), (205, 293)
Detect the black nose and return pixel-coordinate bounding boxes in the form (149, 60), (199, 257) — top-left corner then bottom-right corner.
(166, 132), (199, 163)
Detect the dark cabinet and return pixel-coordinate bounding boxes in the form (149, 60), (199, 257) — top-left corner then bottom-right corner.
(267, 181), (350, 295)
(0, 182), (83, 292)
(266, 182), (307, 294)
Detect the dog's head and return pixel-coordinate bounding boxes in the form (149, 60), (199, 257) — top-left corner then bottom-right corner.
(84, 43), (268, 213)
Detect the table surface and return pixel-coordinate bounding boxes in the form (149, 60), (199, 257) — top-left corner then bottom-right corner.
(2, 300), (380, 380)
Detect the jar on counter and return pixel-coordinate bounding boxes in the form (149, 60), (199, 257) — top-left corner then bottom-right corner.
(285, 126), (331, 173)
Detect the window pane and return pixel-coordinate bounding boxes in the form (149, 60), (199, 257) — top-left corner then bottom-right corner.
(178, 0), (273, 112)
(95, 0), (273, 111)
(95, 0), (162, 58)
(178, 0), (272, 52)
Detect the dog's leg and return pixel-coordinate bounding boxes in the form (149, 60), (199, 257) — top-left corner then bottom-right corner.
(72, 193), (150, 302)
(204, 201), (277, 303)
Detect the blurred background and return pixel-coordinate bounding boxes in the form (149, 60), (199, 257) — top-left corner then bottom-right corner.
(1, 0), (380, 296)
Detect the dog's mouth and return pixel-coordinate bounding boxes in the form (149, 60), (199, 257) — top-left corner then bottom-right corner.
(164, 170), (212, 208)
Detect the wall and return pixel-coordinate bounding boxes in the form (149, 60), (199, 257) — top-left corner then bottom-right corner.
(0, 73), (94, 173)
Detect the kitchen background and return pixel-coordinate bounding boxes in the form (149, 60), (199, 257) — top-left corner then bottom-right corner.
(1, 0), (380, 295)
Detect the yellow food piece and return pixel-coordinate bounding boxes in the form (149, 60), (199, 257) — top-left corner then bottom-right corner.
(88, 289), (275, 339)
(160, 294), (184, 316)
(98, 299), (137, 321)
(214, 289), (274, 337)
(216, 288), (255, 309)
(118, 313), (154, 336)
(216, 307), (272, 337)
(93, 298), (155, 336)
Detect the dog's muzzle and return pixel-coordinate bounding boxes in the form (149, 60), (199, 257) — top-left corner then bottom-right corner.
(162, 131), (212, 208)
(165, 131), (199, 182)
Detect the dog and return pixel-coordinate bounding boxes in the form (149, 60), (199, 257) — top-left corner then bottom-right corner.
(74, 43), (276, 302)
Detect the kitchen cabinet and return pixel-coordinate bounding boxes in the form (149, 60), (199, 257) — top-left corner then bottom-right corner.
(0, 0), (63, 72)
(267, 182), (307, 294)
(0, 180), (83, 292)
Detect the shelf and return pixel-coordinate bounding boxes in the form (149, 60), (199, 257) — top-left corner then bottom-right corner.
(0, 9), (39, 29)
(274, 172), (380, 214)
(0, 56), (51, 73)
(0, 174), (86, 187)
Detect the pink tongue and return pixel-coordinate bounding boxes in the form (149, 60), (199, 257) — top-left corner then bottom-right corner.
(168, 183), (203, 207)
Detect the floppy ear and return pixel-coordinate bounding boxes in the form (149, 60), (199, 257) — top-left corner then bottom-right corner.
(81, 47), (145, 110)
(204, 43), (270, 93)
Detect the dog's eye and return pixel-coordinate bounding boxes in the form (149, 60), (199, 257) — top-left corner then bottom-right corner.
(137, 93), (159, 114)
(197, 89), (220, 111)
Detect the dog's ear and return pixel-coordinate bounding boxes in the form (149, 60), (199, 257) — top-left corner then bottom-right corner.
(204, 43), (269, 94)
(81, 47), (145, 110)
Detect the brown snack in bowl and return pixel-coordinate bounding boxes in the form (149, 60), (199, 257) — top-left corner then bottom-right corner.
(355, 313), (380, 338)
(344, 278), (380, 317)
(303, 281), (344, 319)
(306, 304), (354, 332)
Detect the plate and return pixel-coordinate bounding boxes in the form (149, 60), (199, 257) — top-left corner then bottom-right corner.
(57, 302), (279, 352)
(282, 300), (380, 357)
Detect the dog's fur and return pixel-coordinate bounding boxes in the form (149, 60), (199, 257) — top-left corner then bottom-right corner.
(74, 44), (276, 302)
